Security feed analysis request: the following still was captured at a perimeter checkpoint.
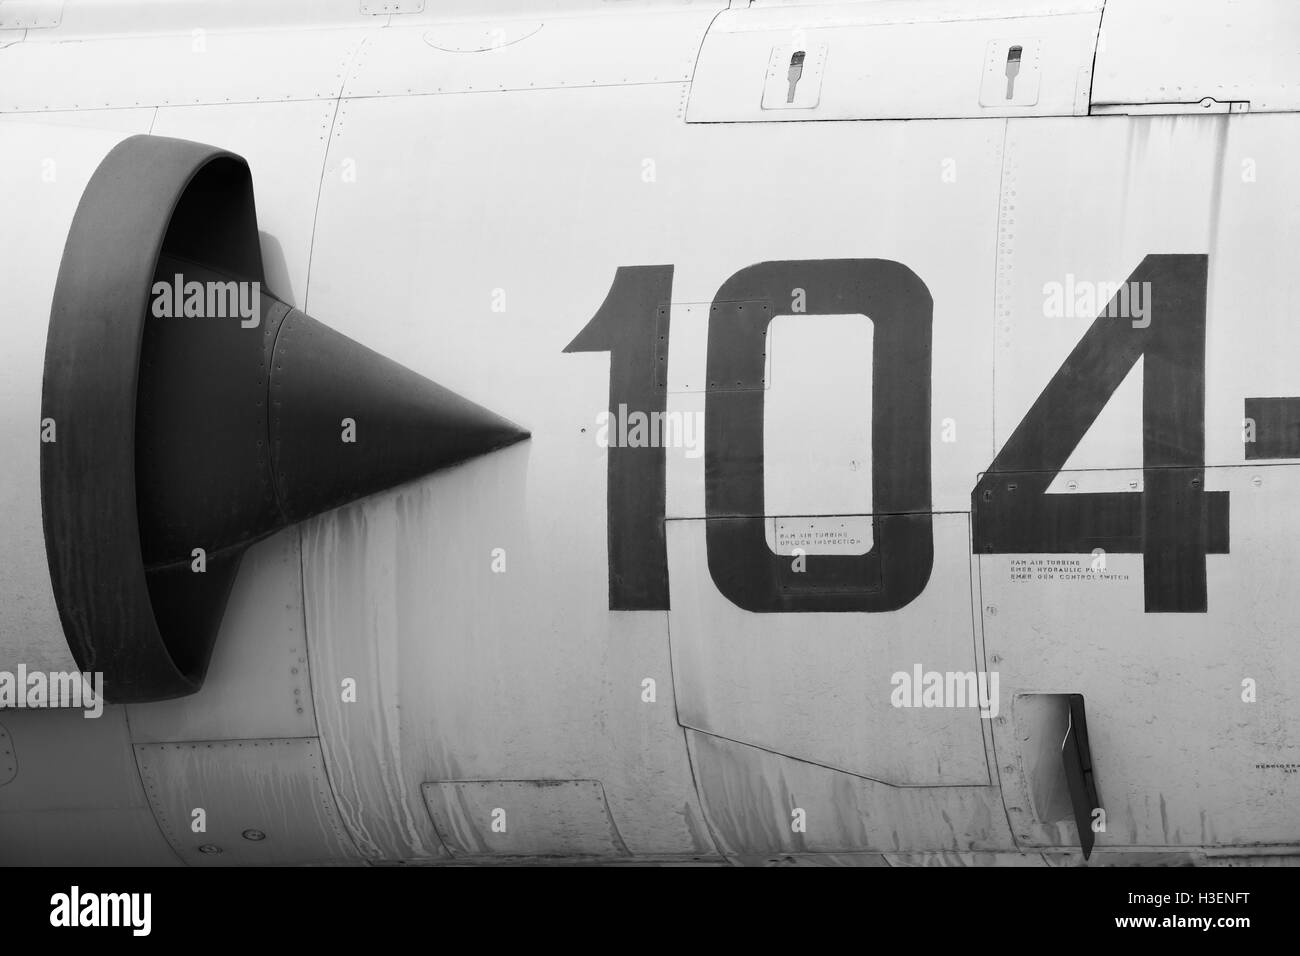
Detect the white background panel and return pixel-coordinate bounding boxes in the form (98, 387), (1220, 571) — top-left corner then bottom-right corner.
(1205, 114), (1300, 465)
(982, 467), (1300, 848)
(668, 513), (988, 785)
(992, 115), (1226, 464)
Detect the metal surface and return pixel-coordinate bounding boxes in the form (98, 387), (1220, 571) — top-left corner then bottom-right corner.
(360, 0), (423, 14)
(150, 100), (342, 306)
(0, 28), (367, 113)
(300, 458), (718, 861)
(422, 780), (629, 858)
(0, 0), (61, 29)
(126, 531), (319, 744)
(0, 724), (14, 786)
(1092, 0), (1300, 114)
(1061, 694), (1099, 859)
(669, 514), (988, 783)
(687, 2), (1100, 121)
(2, 0), (1300, 866)
(984, 112), (1300, 851)
(0, 707), (179, 865)
(341, 9), (714, 99)
(135, 737), (363, 865)
(686, 729), (1010, 855)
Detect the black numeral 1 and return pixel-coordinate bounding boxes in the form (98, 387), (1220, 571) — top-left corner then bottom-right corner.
(564, 266), (672, 610)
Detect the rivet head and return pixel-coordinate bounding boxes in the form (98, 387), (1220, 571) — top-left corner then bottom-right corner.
(242, 829), (267, 842)
(198, 844), (223, 854)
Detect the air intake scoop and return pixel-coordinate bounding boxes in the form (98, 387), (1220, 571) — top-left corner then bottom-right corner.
(42, 135), (527, 703)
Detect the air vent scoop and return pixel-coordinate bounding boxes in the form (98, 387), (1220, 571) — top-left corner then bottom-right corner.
(42, 135), (527, 702)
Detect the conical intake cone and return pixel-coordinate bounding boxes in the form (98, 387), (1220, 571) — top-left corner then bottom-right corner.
(134, 260), (529, 567)
(270, 308), (527, 523)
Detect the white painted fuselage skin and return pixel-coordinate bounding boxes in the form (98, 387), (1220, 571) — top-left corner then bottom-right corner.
(1, 0), (1299, 866)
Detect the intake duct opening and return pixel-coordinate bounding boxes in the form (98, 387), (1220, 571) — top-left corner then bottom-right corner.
(42, 135), (528, 703)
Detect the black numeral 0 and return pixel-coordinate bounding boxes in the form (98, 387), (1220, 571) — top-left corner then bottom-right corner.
(704, 260), (935, 612)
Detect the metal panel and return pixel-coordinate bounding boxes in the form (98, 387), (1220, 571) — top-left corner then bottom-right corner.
(1205, 115), (1300, 468)
(746, 853), (890, 866)
(30, 0), (369, 37)
(764, 313), (871, 539)
(361, 0), (424, 13)
(1092, 0), (1300, 114)
(0, 708), (178, 864)
(0, 0), (60, 29)
(299, 455), (716, 861)
(126, 532), (318, 744)
(422, 780), (629, 857)
(0, 723), (14, 786)
(0, 806), (180, 868)
(297, 84), (1002, 858)
(1016, 693), (1072, 824)
(295, 84), (740, 865)
(0, 808), (179, 866)
(0, 107), (156, 130)
(687, 2), (1101, 121)
(761, 43), (827, 110)
(991, 115), (1226, 460)
(747, 0), (1100, 14)
(668, 513), (989, 784)
(985, 111), (1300, 850)
(135, 737), (364, 865)
(660, 118), (1001, 521)
(985, 468), (1300, 850)
(0, 27), (367, 112)
(885, 851), (1051, 866)
(150, 100), (340, 307)
(686, 730), (1012, 856)
(341, 9), (714, 99)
